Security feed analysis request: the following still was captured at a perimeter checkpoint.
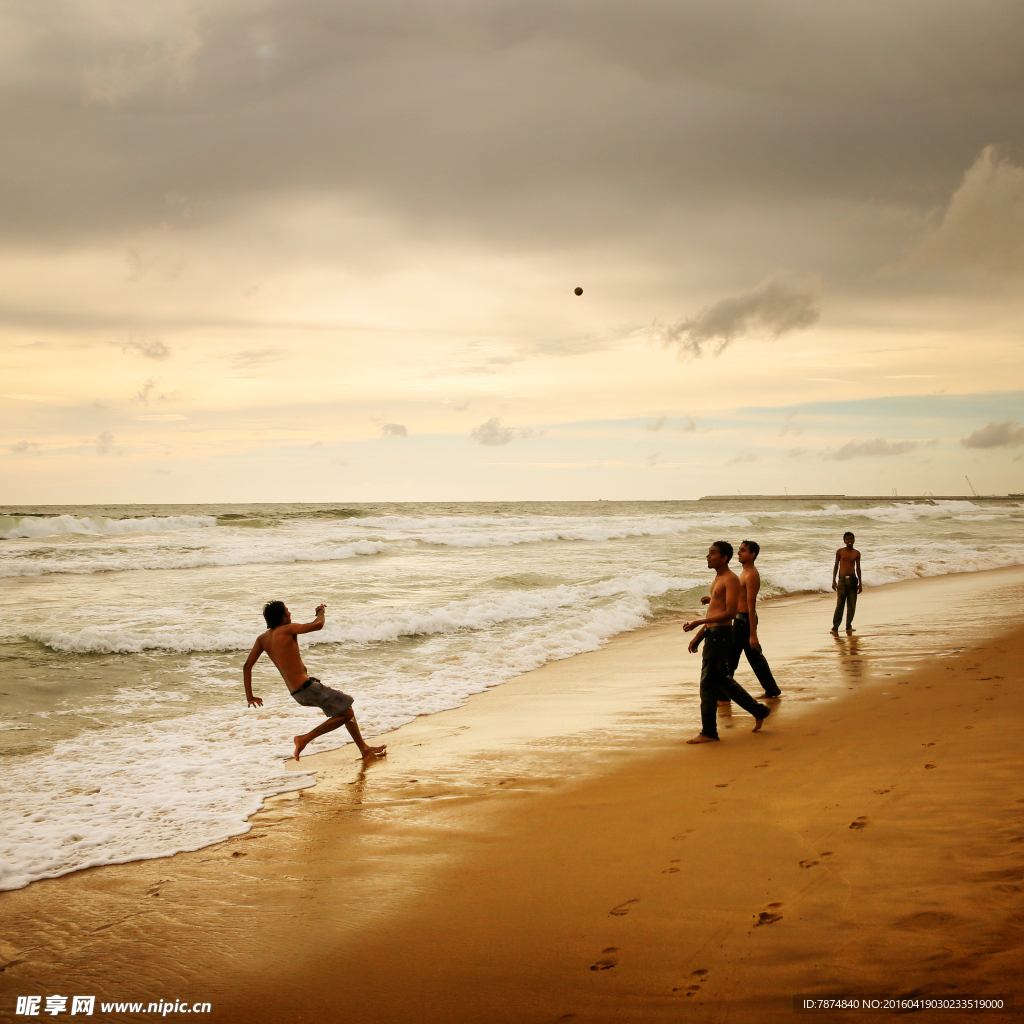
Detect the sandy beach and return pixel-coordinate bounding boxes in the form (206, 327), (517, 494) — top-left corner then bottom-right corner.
(3, 566), (1023, 1023)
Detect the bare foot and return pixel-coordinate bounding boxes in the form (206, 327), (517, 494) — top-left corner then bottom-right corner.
(686, 733), (719, 744)
(360, 743), (387, 758)
(830, 629), (839, 636)
(717, 700), (731, 707)
(753, 708), (771, 733)
(846, 627), (856, 633)
(293, 734), (311, 761)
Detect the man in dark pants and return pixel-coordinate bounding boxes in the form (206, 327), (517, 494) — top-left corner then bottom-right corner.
(831, 531), (862, 634)
(731, 539), (782, 697)
(683, 541), (771, 744)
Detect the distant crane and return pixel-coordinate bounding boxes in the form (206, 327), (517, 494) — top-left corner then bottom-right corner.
(965, 475), (979, 497)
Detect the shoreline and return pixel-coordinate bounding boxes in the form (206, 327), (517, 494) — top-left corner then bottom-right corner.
(3, 565), (1024, 1022)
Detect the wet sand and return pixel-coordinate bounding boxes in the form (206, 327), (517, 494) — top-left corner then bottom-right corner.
(2, 567), (1024, 1023)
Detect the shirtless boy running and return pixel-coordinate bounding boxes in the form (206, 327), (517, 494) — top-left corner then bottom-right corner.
(243, 600), (386, 761)
(831, 532), (862, 635)
(683, 541), (771, 744)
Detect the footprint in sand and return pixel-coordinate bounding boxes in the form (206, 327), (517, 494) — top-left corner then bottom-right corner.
(799, 859), (819, 869)
(754, 902), (784, 926)
(590, 948), (620, 971)
(715, 783), (729, 788)
(820, 851), (833, 858)
(849, 817), (868, 830)
(662, 860), (681, 874)
(672, 969), (709, 997)
(754, 762), (769, 768)
(609, 899), (639, 917)
(924, 763), (936, 770)
(671, 985), (702, 997)
(672, 829), (695, 840)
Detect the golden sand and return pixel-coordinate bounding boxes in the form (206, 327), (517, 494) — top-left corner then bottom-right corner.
(2, 567), (1023, 1023)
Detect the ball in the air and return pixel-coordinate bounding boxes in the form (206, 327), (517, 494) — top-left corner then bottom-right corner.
(574, 286), (583, 296)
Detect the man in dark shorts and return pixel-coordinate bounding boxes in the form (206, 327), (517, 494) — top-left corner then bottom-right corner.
(243, 600), (386, 761)
(683, 541), (771, 744)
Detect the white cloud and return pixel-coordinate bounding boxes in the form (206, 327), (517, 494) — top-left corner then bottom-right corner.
(469, 417), (535, 446)
(93, 431), (121, 455)
(381, 423), (408, 437)
(123, 335), (171, 360)
(822, 438), (918, 461)
(910, 146), (1024, 275)
(7, 440), (41, 456)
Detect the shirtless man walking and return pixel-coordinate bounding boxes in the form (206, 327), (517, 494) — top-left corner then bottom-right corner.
(683, 541), (771, 744)
(243, 600), (386, 761)
(831, 532), (862, 635)
(731, 539), (782, 698)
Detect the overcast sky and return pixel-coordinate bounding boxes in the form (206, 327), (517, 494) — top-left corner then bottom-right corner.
(2, 0), (1023, 503)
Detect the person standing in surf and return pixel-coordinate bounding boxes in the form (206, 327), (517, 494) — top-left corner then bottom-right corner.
(243, 601), (387, 761)
(831, 532), (862, 634)
(683, 541), (771, 744)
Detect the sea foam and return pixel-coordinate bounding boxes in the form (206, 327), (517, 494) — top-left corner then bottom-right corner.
(0, 513), (216, 540)
(31, 571), (696, 655)
(1, 569), (691, 891)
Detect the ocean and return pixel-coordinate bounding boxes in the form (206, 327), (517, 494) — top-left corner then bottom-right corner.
(2, 497), (1022, 892)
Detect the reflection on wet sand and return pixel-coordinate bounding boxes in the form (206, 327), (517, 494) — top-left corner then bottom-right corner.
(834, 633), (865, 682)
(3, 565), (1024, 1018)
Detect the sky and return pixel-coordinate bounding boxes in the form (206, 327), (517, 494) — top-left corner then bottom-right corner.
(2, 0), (1024, 504)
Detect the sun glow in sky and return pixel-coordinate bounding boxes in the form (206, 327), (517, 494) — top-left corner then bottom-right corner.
(2, 1), (1023, 503)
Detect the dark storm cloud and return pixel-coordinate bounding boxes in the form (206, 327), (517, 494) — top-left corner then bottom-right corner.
(961, 419), (1024, 449)
(901, 146), (1024, 277)
(3, 0), (1023, 260)
(653, 278), (819, 357)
